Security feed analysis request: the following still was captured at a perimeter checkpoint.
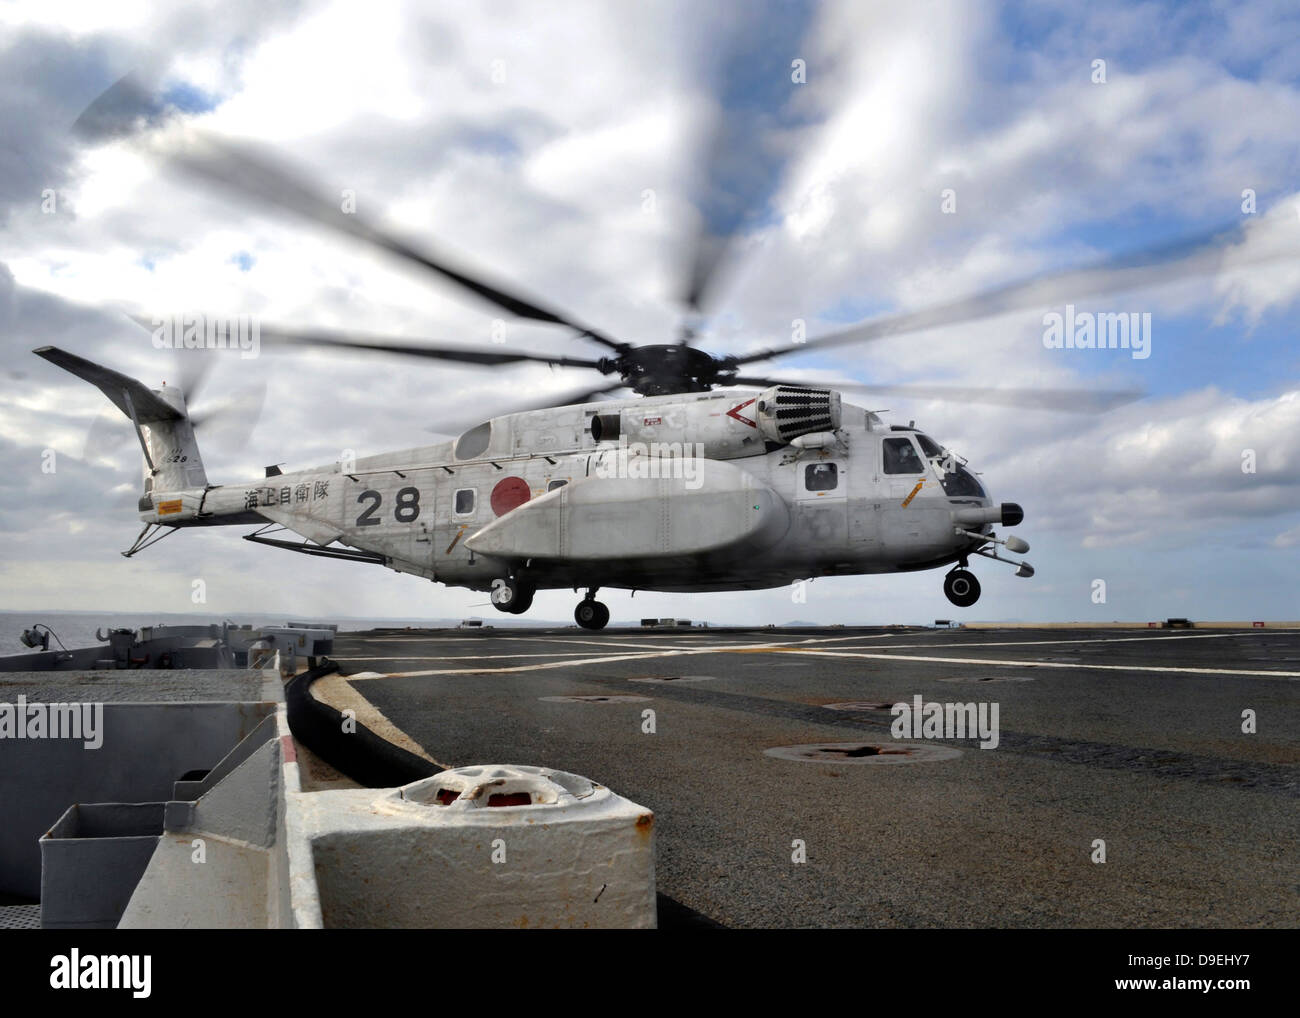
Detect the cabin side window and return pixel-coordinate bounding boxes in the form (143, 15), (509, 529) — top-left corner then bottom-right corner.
(547, 479), (568, 492)
(805, 463), (838, 491)
(882, 437), (925, 474)
(453, 488), (476, 515)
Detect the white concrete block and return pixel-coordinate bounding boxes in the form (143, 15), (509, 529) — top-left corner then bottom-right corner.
(298, 764), (656, 928)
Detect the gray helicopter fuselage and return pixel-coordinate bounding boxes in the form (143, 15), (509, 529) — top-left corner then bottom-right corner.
(156, 388), (1007, 595)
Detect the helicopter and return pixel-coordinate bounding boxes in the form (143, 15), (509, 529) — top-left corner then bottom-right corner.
(36, 342), (1030, 628)
(35, 73), (1279, 629)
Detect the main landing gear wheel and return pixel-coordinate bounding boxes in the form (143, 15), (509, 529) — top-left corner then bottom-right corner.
(575, 599), (610, 630)
(943, 568), (981, 608)
(491, 578), (534, 615)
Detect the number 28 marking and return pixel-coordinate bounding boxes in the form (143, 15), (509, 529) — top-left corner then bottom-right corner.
(356, 486), (420, 526)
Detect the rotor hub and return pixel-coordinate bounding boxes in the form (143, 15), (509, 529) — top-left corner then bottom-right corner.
(612, 344), (727, 396)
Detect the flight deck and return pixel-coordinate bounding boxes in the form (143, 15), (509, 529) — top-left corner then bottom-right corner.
(328, 624), (1300, 928)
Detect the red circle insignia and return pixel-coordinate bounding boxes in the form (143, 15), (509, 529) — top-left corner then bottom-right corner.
(490, 476), (531, 516)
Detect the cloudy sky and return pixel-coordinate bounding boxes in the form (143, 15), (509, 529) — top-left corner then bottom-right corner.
(1, 0), (1298, 626)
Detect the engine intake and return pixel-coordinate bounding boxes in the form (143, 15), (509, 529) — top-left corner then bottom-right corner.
(755, 386), (841, 444)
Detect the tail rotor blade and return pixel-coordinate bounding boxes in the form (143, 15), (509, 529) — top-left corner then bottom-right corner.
(82, 410), (132, 461)
(172, 348), (214, 405)
(188, 381), (268, 448)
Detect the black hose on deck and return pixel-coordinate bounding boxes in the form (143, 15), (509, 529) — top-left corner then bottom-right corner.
(285, 660), (437, 787)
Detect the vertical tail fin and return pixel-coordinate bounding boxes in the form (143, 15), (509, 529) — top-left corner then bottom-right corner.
(34, 346), (209, 491)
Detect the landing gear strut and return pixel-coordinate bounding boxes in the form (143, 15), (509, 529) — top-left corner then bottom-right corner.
(574, 588), (610, 630)
(491, 577), (534, 615)
(943, 568), (981, 608)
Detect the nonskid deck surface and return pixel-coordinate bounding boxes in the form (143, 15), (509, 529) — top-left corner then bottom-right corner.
(331, 625), (1300, 929)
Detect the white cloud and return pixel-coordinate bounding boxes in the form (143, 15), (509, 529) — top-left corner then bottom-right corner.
(2, 0), (1299, 623)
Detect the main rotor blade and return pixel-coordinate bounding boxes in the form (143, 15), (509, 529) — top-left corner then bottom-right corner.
(679, 5), (822, 317)
(76, 73), (626, 351)
(258, 326), (608, 369)
(129, 316), (609, 370)
(731, 375), (1144, 413)
(426, 380), (628, 435)
(735, 216), (1300, 365)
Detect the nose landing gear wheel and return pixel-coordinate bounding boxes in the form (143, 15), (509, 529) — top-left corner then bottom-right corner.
(491, 578), (534, 615)
(943, 568), (981, 607)
(575, 599), (610, 630)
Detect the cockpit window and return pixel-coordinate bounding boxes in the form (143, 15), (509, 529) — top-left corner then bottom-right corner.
(882, 437), (925, 474)
(940, 465), (986, 497)
(915, 433), (944, 458)
(906, 430), (987, 496)
(454, 421), (491, 460)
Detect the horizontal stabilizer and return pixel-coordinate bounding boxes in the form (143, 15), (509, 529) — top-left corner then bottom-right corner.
(34, 346), (183, 423)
